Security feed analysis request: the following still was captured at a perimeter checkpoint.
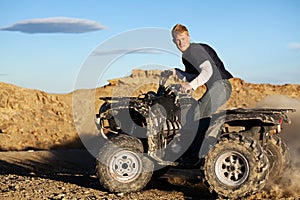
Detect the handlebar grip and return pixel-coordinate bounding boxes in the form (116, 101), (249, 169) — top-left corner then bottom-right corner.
(161, 70), (173, 78)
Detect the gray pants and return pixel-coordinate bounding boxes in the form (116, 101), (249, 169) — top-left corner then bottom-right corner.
(195, 79), (232, 120)
(167, 79), (232, 160)
(183, 79), (232, 158)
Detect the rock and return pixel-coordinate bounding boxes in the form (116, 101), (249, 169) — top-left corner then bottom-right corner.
(0, 70), (299, 151)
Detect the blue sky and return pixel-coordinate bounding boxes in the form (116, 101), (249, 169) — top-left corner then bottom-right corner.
(0, 0), (299, 93)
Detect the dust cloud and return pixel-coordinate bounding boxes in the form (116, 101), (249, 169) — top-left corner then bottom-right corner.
(255, 94), (300, 198)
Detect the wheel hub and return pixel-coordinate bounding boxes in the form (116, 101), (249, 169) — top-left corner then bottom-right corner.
(215, 151), (249, 187)
(109, 150), (142, 183)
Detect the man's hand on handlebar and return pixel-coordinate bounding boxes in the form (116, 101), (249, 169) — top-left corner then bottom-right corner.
(181, 82), (192, 93)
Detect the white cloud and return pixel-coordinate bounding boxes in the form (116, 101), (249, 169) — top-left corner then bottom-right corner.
(0, 17), (107, 34)
(288, 42), (300, 51)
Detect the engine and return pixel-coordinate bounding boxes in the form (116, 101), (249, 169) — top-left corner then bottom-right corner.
(96, 84), (186, 162)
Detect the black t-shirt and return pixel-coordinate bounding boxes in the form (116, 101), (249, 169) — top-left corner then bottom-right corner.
(182, 43), (232, 88)
(199, 43), (233, 80)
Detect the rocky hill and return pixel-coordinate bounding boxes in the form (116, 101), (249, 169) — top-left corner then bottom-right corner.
(1, 69), (299, 151)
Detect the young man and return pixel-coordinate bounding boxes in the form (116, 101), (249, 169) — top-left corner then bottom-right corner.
(171, 23), (233, 120)
(169, 24), (233, 164)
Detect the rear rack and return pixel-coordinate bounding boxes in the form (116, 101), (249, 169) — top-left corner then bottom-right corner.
(225, 108), (296, 115)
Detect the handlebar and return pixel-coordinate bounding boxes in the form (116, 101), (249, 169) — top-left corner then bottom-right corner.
(159, 70), (191, 94)
(160, 70), (173, 86)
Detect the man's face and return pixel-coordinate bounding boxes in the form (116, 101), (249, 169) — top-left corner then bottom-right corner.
(173, 32), (190, 52)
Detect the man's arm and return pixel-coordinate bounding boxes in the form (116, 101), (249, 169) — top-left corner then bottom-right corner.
(189, 60), (213, 90)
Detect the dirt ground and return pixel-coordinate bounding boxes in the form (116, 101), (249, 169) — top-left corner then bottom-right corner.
(0, 150), (299, 200)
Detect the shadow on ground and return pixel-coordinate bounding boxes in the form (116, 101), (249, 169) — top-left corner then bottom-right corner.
(0, 149), (99, 189)
(0, 142), (215, 199)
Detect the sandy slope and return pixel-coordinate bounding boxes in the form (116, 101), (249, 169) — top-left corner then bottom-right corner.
(0, 70), (300, 151)
(0, 70), (300, 199)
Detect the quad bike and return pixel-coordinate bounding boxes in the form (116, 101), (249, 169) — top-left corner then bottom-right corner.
(94, 71), (295, 199)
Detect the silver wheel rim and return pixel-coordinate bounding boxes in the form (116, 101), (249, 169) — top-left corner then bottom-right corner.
(215, 151), (249, 187)
(109, 149), (142, 183)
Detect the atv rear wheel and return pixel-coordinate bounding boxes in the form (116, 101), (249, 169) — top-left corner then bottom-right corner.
(96, 134), (153, 193)
(265, 134), (290, 181)
(203, 134), (269, 199)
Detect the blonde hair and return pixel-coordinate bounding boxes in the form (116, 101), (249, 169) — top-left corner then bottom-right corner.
(172, 23), (189, 37)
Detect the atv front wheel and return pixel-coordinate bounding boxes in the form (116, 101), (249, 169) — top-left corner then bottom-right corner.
(203, 134), (269, 199)
(96, 134), (153, 193)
